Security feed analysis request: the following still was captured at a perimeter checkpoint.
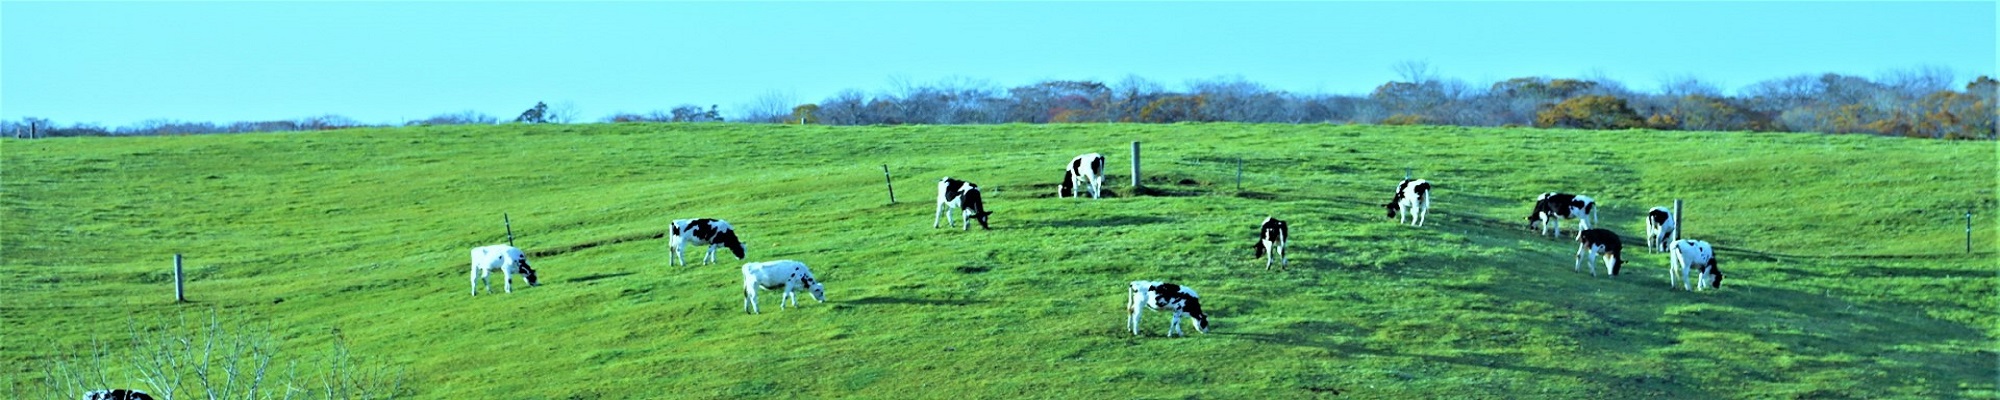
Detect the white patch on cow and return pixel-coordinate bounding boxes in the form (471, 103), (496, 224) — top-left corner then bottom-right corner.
(470, 244), (537, 296)
(742, 260), (826, 314)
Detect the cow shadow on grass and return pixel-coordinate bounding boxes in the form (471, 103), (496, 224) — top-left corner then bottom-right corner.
(569, 271), (636, 284)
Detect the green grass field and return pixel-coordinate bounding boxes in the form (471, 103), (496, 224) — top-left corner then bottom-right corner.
(4, 123), (1995, 399)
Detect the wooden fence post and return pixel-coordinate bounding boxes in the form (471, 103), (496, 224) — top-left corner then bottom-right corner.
(174, 254), (185, 303)
(882, 165), (897, 204)
(1968, 209), (1974, 254)
(504, 213), (515, 246)
(1236, 158), (1243, 192)
(1672, 199), (1683, 243)
(1130, 141), (1142, 189)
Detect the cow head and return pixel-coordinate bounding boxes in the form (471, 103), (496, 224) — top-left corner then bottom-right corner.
(517, 259), (539, 286)
(803, 276), (827, 303)
(1607, 255), (1624, 276)
(1703, 261), (1723, 288)
(718, 230), (747, 260)
(1057, 171), (1077, 198)
(1383, 201), (1401, 219)
(1184, 299), (1211, 334)
(971, 210), (992, 229)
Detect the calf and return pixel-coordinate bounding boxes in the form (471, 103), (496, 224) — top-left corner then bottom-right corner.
(934, 177), (993, 230)
(1669, 239), (1724, 291)
(1527, 192), (1596, 238)
(470, 244), (538, 296)
(742, 260), (826, 314)
(1253, 217), (1289, 270)
(1644, 207), (1677, 253)
(1383, 179), (1432, 226)
(670, 218), (745, 266)
(83, 389), (154, 400)
(1057, 153), (1108, 199)
(1126, 280), (1210, 337)
(1574, 228), (1626, 277)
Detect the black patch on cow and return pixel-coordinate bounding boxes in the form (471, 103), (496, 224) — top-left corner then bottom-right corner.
(1070, 157), (1083, 174)
(86, 389), (154, 400)
(671, 222), (684, 236)
(1090, 155), (1105, 176)
(961, 186), (991, 229)
(1703, 259), (1723, 288)
(717, 230), (746, 259)
(1649, 209), (1671, 225)
(517, 259), (539, 286)
(1579, 200), (1595, 218)
(1413, 182), (1430, 199)
(1057, 170), (1076, 198)
(689, 219), (721, 241)
(941, 178), (970, 203)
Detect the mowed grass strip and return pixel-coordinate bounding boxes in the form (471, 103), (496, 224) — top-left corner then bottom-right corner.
(4, 123), (1994, 399)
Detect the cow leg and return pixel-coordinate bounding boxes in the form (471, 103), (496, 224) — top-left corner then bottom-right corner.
(471, 267), (481, 296)
(1168, 312), (1184, 337)
(1130, 308), (1143, 336)
(934, 202), (949, 228)
(705, 244), (719, 265)
(501, 269), (513, 293)
(1575, 244), (1588, 274)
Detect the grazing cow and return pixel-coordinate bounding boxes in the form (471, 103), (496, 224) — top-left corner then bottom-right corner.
(1644, 207), (1678, 253)
(1126, 280), (1210, 337)
(1383, 179), (1432, 226)
(1058, 153), (1108, 199)
(1527, 192), (1597, 238)
(1253, 217), (1289, 270)
(742, 260), (826, 314)
(934, 177), (993, 230)
(1574, 229), (1626, 277)
(670, 218), (745, 266)
(1669, 239), (1724, 291)
(83, 389), (153, 400)
(470, 245), (537, 295)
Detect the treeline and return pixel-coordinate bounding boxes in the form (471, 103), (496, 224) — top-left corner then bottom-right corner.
(8, 68), (1994, 140)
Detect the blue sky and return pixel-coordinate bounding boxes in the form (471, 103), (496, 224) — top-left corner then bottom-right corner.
(3, 1), (1994, 127)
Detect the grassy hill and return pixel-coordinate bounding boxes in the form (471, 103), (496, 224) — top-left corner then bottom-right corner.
(4, 123), (1995, 399)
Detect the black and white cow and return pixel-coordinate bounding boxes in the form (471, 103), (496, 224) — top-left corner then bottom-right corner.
(934, 177), (992, 230)
(83, 389), (154, 400)
(1383, 179), (1432, 227)
(1527, 192), (1597, 238)
(470, 244), (538, 296)
(670, 218), (745, 266)
(1127, 280), (1210, 337)
(1058, 153), (1107, 199)
(1574, 228), (1626, 277)
(1253, 217), (1289, 270)
(1669, 239), (1723, 291)
(1644, 207), (1678, 253)
(742, 260), (826, 314)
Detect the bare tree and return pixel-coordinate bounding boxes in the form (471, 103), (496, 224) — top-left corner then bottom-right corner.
(737, 90), (798, 123)
(544, 101), (580, 124)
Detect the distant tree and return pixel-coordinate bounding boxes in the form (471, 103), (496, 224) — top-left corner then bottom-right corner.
(787, 104), (821, 124)
(408, 110), (497, 126)
(669, 104), (723, 122)
(544, 101), (581, 124)
(1138, 95), (1209, 123)
(1536, 95), (1642, 129)
(513, 102), (549, 123)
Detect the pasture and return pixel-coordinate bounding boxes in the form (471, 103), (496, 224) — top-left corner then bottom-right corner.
(4, 123), (1994, 399)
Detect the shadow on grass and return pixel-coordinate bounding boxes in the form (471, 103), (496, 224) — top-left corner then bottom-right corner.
(1018, 215), (1176, 229)
(847, 296), (987, 307)
(570, 271), (636, 284)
